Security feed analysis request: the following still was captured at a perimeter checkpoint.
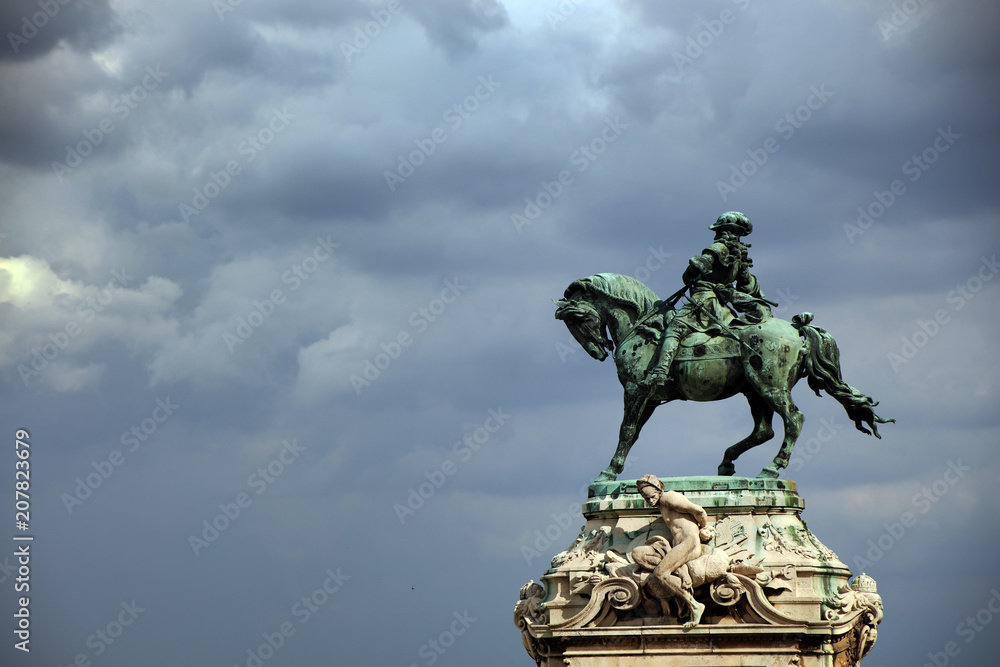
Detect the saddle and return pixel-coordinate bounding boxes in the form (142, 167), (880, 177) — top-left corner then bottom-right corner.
(630, 309), (745, 361)
(674, 332), (741, 361)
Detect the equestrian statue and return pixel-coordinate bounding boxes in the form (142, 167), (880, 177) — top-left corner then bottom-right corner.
(555, 212), (893, 481)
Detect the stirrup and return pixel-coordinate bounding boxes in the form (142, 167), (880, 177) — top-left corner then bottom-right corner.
(641, 369), (669, 387)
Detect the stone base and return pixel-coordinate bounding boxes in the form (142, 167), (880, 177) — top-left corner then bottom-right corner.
(515, 477), (882, 667)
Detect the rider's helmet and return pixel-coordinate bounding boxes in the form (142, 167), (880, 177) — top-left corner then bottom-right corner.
(710, 211), (752, 237)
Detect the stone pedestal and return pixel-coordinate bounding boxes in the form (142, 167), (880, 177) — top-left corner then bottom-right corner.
(515, 477), (882, 666)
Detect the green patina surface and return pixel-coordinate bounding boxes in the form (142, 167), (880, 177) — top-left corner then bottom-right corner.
(585, 475), (805, 516)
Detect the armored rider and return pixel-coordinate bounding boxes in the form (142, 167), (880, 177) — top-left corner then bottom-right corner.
(639, 212), (769, 391)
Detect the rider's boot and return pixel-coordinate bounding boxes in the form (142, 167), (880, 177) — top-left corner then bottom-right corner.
(639, 327), (686, 391)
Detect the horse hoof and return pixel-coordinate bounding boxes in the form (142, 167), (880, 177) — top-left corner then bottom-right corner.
(717, 462), (735, 476)
(756, 465), (779, 479)
(595, 469), (618, 482)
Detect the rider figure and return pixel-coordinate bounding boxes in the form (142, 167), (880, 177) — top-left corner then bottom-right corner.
(640, 212), (769, 391)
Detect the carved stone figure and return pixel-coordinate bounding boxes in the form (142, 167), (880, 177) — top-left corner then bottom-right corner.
(554, 217), (893, 481)
(633, 474), (714, 628)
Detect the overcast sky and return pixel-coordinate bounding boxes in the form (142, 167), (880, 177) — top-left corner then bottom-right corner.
(1, 1), (998, 665)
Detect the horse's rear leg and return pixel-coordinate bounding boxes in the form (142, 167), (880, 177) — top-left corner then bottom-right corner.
(718, 393), (774, 476)
(757, 390), (804, 479)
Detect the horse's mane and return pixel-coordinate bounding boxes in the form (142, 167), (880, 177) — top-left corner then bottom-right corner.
(566, 273), (660, 317)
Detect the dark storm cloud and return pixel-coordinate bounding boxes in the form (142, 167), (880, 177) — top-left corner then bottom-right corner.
(0, 0), (119, 61)
(0, 53), (113, 168)
(0, 0), (362, 172)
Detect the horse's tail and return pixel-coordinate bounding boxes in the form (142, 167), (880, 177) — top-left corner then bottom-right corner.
(792, 313), (895, 438)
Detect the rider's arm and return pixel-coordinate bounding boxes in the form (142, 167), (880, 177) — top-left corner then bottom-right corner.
(684, 251), (714, 285)
(736, 264), (763, 297)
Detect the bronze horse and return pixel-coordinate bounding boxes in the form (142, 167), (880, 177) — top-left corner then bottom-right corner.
(555, 273), (892, 481)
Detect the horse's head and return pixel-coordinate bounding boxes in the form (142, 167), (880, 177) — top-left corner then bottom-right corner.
(555, 290), (613, 362)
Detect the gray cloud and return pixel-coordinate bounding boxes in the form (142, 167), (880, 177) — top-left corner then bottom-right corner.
(0, 0), (119, 62)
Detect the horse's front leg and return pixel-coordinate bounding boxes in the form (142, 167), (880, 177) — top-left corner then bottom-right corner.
(597, 383), (652, 482)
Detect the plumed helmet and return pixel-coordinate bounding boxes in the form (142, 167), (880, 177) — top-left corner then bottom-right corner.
(710, 211), (752, 236)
